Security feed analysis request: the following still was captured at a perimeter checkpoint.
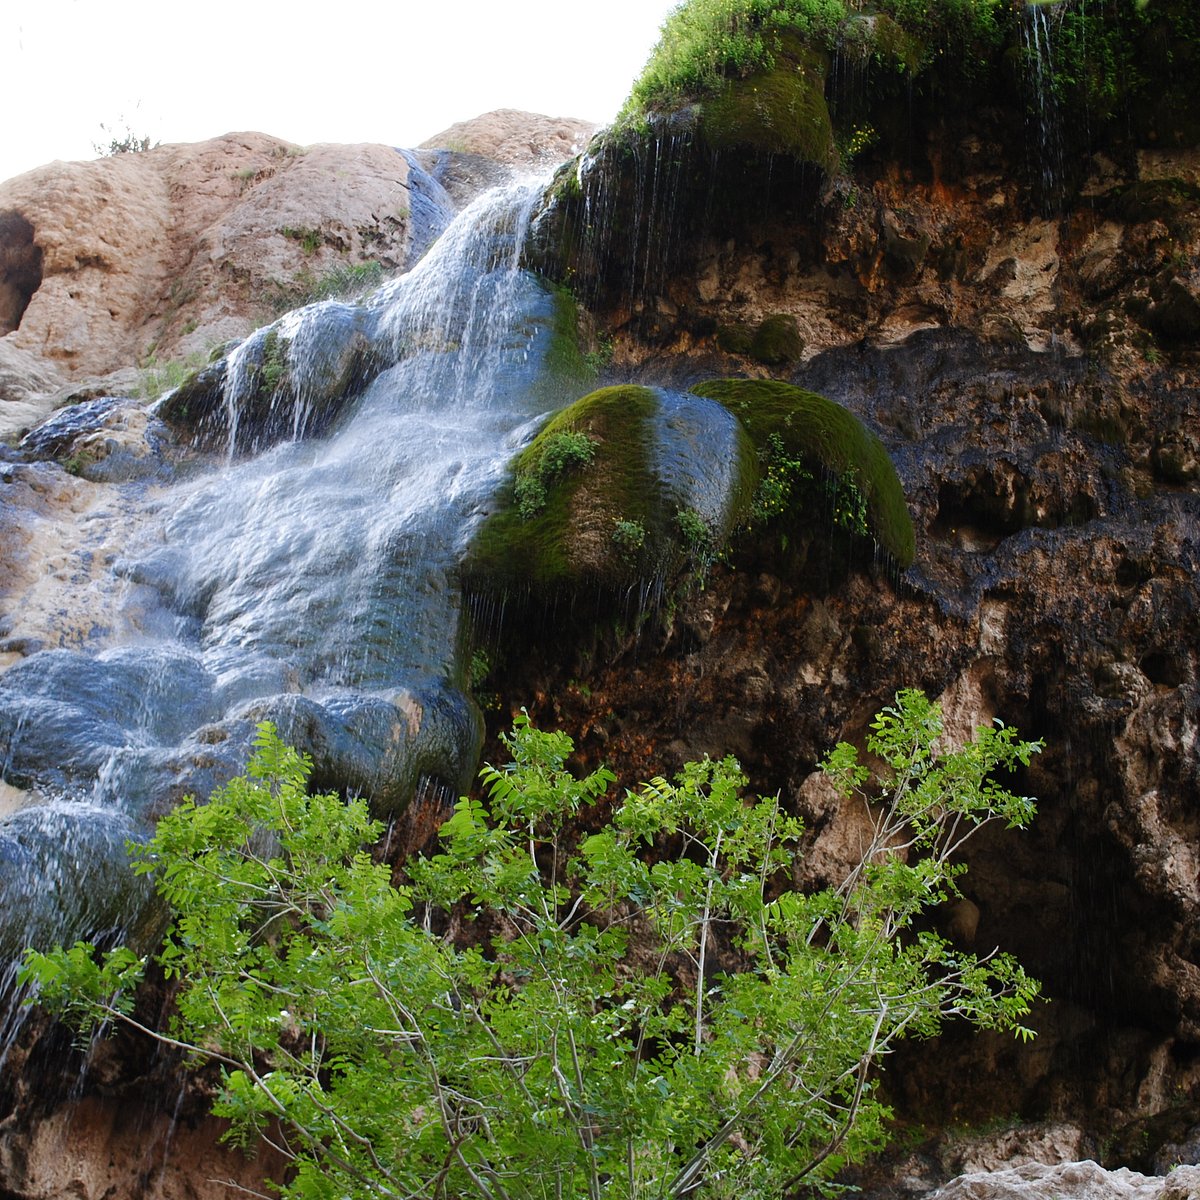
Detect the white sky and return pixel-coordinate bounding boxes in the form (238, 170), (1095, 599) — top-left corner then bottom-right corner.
(5, 0), (682, 184)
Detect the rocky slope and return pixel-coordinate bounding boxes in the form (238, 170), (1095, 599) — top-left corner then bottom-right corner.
(0, 111), (596, 440)
(468, 9), (1200, 1189)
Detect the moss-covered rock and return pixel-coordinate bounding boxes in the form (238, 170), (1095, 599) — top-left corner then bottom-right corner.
(692, 378), (915, 567)
(467, 385), (661, 590)
(716, 323), (756, 355)
(750, 313), (805, 365)
(465, 384), (756, 593)
(717, 315), (805, 365)
(536, 284), (599, 403)
(466, 378), (914, 603)
(699, 41), (836, 171)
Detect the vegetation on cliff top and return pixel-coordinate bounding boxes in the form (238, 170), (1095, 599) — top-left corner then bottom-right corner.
(24, 694), (1041, 1199)
(623, 0), (1005, 119)
(623, 0), (1200, 163)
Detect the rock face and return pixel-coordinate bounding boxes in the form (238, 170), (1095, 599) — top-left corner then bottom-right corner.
(0, 134), (413, 378)
(494, 22), (1200, 1191)
(0, 114), (598, 441)
(930, 1161), (1200, 1200)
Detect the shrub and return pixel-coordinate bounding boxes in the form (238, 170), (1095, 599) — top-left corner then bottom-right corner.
(266, 261), (386, 313)
(513, 429), (598, 520)
(93, 118), (157, 157)
(612, 516), (648, 556)
(23, 694), (1040, 1200)
(539, 429), (598, 477)
(137, 351), (209, 400)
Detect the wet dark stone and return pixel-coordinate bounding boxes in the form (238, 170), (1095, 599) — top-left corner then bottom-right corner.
(20, 398), (123, 459)
(0, 210), (43, 336)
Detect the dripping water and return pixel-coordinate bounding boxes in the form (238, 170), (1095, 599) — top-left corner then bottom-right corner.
(1022, 0), (1066, 213)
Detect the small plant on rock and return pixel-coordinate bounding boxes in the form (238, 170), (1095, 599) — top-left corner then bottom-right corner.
(612, 516), (648, 558)
(513, 428), (598, 520)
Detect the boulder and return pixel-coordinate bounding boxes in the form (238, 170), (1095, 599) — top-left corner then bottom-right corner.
(930, 1161), (1200, 1200)
(419, 108), (596, 170)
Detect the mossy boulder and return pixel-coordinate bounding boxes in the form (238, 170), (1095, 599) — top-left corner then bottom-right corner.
(465, 384), (753, 593)
(752, 314), (805, 365)
(692, 378), (915, 567)
(466, 378), (914, 601)
(717, 314), (805, 365)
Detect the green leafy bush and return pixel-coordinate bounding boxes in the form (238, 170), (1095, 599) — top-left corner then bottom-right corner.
(626, 0), (850, 114)
(612, 515), (649, 558)
(540, 429), (598, 477)
(137, 351), (210, 400)
(23, 695), (1041, 1199)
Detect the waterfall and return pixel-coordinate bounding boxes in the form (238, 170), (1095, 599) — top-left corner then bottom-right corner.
(0, 174), (574, 1014)
(1022, 0), (1065, 211)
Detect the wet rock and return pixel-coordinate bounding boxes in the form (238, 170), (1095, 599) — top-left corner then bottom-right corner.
(0, 802), (160, 959)
(242, 682), (483, 816)
(1144, 271), (1200, 340)
(0, 647), (220, 796)
(1151, 428), (1200, 484)
(881, 207), (932, 281)
(0, 339), (65, 438)
(157, 301), (381, 454)
(20, 397), (173, 482)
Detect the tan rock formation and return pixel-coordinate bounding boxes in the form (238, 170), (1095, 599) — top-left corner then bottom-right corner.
(0, 115), (596, 440)
(419, 108), (596, 169)
(0, 133), (415, 434)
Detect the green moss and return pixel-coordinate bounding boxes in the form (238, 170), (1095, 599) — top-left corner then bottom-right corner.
(718, 315), (805, 365)
(466, 385), (660, 589)
(691, 379), (915, 567)
(717, 323), (756, 355)
(750, 314), (805, 365)
(260, 329), (288, 393)
(699, 43), (836, 169)
(623, 0), (847, 116)
(864, 12), (927, 74)
(534, 284), (599, 405)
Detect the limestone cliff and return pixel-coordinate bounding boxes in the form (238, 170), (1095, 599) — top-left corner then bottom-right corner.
(0, 18), (1198, 1197)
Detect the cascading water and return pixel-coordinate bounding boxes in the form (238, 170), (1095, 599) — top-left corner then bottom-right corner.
(1022, 0), (1066, 211)
(0, 174), (573, 1039)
